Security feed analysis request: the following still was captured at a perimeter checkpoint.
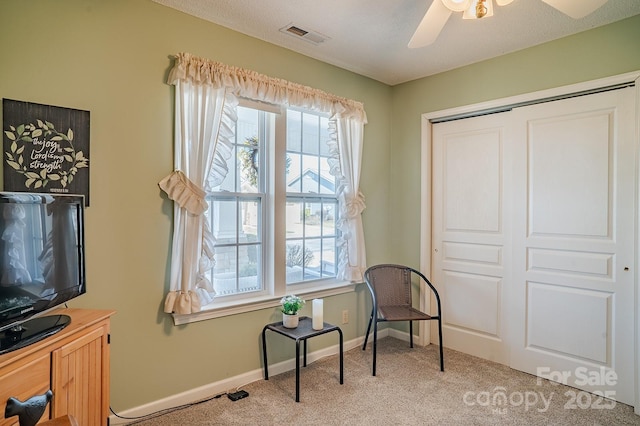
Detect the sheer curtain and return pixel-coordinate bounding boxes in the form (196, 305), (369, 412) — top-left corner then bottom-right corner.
(329, 114), (366, 282)
(159, 72), (237, 315)
(160, 53), (368, 314)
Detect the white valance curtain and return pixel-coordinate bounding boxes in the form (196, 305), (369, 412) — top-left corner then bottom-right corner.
(160, 52), (368, 314)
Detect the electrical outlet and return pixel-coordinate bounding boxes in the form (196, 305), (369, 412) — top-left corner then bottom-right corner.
(342, 309), (349, 324)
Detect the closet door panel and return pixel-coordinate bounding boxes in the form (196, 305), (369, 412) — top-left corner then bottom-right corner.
(431, 86), (635, 405)
(509, 87), (635, 405)
(432, 113), (511, 364)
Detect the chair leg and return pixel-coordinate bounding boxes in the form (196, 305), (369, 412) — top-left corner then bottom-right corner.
(372, 320), (379, 376)
(362, 310), (373, 350)
(438, 317), (444, 371)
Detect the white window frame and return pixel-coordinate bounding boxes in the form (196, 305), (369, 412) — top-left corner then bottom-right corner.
(173, 99), (354, 325)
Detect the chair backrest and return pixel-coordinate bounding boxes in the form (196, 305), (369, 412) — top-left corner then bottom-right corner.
(365, 264), (414, 308)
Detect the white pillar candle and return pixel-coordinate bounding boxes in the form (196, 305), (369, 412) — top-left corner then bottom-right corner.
(312, 299), (324, 330)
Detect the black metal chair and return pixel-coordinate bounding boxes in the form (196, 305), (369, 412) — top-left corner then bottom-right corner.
(362, 264), (444, 376)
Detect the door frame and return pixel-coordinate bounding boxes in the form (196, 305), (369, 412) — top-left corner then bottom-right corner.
(418, 70), (640, 413)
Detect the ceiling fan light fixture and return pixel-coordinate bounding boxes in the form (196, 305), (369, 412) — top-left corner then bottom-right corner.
(441, 0), (472, 13)
(463, 0), (494, 19)
(409, 0), (610, 50)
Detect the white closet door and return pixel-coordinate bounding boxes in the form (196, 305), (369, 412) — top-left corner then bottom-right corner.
(509, 87), (636, 405)
(432, 113), (512, 364)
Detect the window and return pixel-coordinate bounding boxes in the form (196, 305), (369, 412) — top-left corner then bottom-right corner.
(209, 106), (267, 298)
(161, 54), (367, 321)
(206, 104), (342, 308)
(285, 110), (337, 284)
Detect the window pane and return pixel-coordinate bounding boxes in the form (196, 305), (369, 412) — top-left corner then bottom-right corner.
(287, 110), (302, 151)
(238, 137), (259, 193)
(240, 199), (260, 243)
(319, 116), (330, 156)
(286, 201), (304, 239)
(319, 157), (335, 194)
(210, 197), (263, 296)
(301, 154), (319, 193)
(286, 152), (302, 193)
(237, 107), (260, 193)
(238, 244), (261, 293)
(302, 112), (319, 155)
(285, 109), (339, 286)
(212, 246), (237, 296)
(305, 202), (322, 237)
(215, 145), (238, 192)
(285, 241), (308, 284)
(211, 199), (237, 244)
(237, 107), (258, 142)
(304, 239), (322, 280)
(323, 202), (337, 236)
(210, 194), (262, 297)
(321, 237), (336, 278)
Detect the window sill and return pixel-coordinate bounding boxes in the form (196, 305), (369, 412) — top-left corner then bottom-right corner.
(171, 281), (360, 325)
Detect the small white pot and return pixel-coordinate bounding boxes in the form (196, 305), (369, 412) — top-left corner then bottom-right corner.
(282, 313), (299, 328)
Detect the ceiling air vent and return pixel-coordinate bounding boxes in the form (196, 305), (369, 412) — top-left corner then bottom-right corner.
(280, 24), (329, 45)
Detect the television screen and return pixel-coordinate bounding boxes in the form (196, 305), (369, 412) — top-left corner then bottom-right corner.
(0, 192), (85, 353)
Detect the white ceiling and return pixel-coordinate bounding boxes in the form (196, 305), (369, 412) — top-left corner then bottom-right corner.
(151, 0), (640, 86)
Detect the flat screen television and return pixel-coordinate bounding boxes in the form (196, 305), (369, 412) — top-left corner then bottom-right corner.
(0, 192), (85, 355)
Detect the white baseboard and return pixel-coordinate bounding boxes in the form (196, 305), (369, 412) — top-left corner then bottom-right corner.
(109, 330), (396, 425)
(388, 327), (409, 342)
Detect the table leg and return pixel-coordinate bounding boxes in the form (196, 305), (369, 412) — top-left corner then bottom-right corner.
(295, 339), (301, 402)
(262, 327), (269, 380)
(338, 328), (344, 384)
(261, 322), (344, 402)
(303, 338), (308, 367)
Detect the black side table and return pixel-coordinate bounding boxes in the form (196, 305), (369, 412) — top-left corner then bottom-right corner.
(261, 316), (343, 402)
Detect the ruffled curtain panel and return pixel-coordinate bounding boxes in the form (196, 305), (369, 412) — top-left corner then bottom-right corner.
(160, 52), (368, 314)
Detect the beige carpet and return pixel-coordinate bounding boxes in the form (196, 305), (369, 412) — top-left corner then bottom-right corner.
(126, 337), (639, 425)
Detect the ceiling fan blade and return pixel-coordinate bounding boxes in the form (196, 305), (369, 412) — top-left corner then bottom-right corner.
(408, 1), (453, 48)
(541, 0), (609, 19)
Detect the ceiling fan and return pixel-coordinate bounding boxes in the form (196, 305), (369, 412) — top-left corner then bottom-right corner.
(408, 0), (609, 48)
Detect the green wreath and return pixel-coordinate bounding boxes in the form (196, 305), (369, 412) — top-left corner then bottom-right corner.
(238, 136), (291, 188)
(238, 136), (259, 187)
(4, 119), (88, 189)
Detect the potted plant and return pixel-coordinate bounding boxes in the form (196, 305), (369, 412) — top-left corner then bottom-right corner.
(280, 295), (305, 328)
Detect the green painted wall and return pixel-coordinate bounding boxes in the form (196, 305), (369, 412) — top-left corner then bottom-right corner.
(0, 0), (391, 411)
(1, 0), (639, 414)
(389, 14), (640, 267)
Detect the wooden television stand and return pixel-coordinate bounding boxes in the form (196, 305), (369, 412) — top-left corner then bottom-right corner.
(0, 309), (115, 426)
